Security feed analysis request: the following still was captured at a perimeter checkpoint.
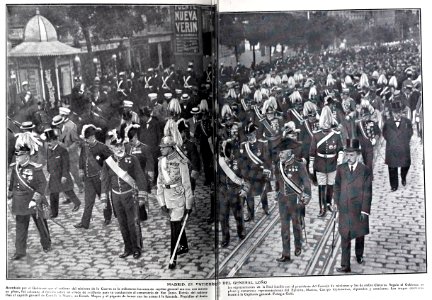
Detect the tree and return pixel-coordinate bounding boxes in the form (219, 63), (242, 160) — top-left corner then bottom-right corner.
(219, 14), (245, 63)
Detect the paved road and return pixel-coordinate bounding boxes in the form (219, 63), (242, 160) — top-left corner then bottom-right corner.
(7, 176), (216, 279)
(219, 132), (426, 277)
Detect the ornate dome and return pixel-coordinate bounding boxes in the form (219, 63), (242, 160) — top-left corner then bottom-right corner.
(23, 9), (58, 42)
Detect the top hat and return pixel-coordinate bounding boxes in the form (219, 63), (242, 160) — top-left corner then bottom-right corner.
(245, 122), (258, 135)
(41, 128), (57, 141)
(344, 138), (361, 152)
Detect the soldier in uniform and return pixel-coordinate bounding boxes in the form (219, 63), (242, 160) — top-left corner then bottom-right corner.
(334, 139), (372, 273)
(356, 104), (381, 177)
(156, 136), (194, 269)
(101, 131), (147, 259)
(240, 122), (272, 221)
(8, 142), (51, 260)
(309, 106), (344, 217)
(218, 124), (250, 248)
(124, 124), (154, 193)
(74, 125), (113, 229)
(274, 140), (311, 263)
(43, 128), (81, 218)
(257, 97), (284, 160)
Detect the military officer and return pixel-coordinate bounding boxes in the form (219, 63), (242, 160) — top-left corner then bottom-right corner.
(8, 142), (51, 260)
(124, 124), (155, 193)
(240, 122), (271, 221)
(218, 126), (250, 248)
(101, 131), (147, 259)
(309, 106), (344, 217)
(43, 128), (81, 218)
(274, 140), (311, 263)
(334, 139), (372, 273)
(257, 97), (284, 159)
(156, 136), (194, 269)
(74, 124), (113, 229)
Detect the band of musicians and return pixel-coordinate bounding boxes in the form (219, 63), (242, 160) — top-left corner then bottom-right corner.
(8, 35), (421, 274)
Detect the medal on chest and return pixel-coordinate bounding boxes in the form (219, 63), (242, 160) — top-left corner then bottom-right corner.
(270, 119), (279, 133)
(22, 168), (33, 181)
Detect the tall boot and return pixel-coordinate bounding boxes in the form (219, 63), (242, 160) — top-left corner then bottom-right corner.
(169, 221), (178, 269)
(177, 222), (189, 255)
(326, 185), (334, 212)
(317, 185), (327, 217)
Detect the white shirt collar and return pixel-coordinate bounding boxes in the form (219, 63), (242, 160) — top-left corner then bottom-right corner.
(349, 161), (358, 171)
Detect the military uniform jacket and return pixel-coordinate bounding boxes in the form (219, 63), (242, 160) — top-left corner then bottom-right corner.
(299, 119), (319, 158)
(218, 139), (245, 191)
(286, 108), (304, 128)
(334, 162), (372, 239)
(310, 129), (343, 173)
(274, 158), (311, 207)
(356, 120), (381, 150)
(156, 151), (193, 210)
(101, 154), (147, 196)
(79, 141), (112, 177)
(257, 117), (284, 144)
(125, 142), (154, 174)
(382, 117), (413, 168)
(9, 162), (47, 215)
(47, 144), (74, 193)
(239, 140), (271, 193)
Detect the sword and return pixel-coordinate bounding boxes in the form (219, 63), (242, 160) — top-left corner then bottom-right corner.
(169, 213), (189, 265)
(331, 210), (338, 256)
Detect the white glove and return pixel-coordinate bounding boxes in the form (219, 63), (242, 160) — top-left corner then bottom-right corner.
(28, 201), (37, 209)
(371, 138), (376, 146)
(239, 190), (247, 198)
(309, 163), (314, 174)
(337, 153), (344, 165)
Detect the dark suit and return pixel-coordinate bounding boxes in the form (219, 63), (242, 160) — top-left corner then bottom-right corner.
(139, 116), (163, 183)
(47, 144), (80, 217)
(334, 162), (372, 269)
(382, 117), (413, 189)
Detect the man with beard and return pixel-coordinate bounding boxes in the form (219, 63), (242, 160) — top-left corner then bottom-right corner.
(101, 131), (147, 259)
(8, 141), (51, 260)
(43, 128), (81, 218)
(74, 125), (113, 229)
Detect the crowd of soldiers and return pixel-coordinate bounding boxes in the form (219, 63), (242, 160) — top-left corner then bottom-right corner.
(7, 39), (422, 274)
(216, 40), (421, 270)
(7, 61), (214, 270)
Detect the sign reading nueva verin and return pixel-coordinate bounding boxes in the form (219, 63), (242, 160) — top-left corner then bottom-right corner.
(174, 6), (200, 54)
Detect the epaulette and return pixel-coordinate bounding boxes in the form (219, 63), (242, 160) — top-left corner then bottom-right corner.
(9, 162), (16, 167)
(28, 162), (43, 169)
(258, 139), (268, 143)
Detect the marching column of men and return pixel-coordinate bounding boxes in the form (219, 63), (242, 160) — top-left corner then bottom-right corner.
(217, 40), (421, 272)
(8, 62), (214, 271)
(7, 40), (422, 274)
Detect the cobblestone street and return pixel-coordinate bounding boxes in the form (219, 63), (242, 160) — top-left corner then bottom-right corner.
(218, 132), (426, 277)
(7, 176), (216, 279)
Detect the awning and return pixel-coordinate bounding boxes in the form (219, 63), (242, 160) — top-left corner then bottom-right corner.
(8, 41), (81, 57)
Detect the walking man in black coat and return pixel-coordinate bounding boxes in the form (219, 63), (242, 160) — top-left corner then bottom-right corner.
(334, 139), (372, 273)
(43, 128), (81, 218)
(382, 101), (413, 192)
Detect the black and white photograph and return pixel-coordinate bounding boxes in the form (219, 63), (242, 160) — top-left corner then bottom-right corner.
(5, 3), (216, 280)
(2, 0), (432, 299)
(216, 7), (425, 278)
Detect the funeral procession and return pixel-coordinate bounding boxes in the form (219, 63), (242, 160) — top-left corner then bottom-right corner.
(6, 6), (425, 280)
